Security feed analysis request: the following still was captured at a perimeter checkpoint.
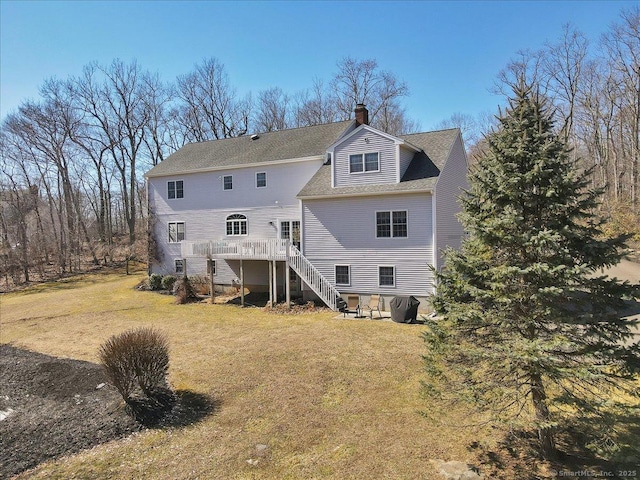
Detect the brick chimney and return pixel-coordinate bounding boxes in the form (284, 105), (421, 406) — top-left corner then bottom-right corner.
(355, 103), (369, 126)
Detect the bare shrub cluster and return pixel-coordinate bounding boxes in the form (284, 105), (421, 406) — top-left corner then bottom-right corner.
(173, 276), (199, 304)
(99, 327), (175, 424)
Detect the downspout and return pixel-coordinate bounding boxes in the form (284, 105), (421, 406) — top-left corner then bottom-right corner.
(431, 187), (438, 293)
(146, 176), (151, 276)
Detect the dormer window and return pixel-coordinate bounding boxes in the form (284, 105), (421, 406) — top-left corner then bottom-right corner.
(349, 152), (379, 173)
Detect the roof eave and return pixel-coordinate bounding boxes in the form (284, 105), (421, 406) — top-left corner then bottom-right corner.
(145, 154), (325, 178)
(298, 188), (433, 201)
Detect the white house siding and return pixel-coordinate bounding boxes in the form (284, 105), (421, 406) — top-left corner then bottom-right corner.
(150, 159), (324, 214)
(333, 128), (398, 188)
(434, 133), (469, 270)
(398, 145), (415, 180)
(302, 193), (435, 309)
(149, 159), (323, 283)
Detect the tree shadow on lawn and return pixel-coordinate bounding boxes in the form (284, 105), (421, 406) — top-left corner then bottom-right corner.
(470, 418), (640, 480)
(0, 345), (221, 478)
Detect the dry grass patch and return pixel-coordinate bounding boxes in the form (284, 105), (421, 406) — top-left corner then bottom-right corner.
(2, 269), (495, 479)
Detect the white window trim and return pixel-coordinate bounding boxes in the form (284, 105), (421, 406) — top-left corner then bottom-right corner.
(349, 151), (380, 174)
(208, 259), (217, 276)
(375, 210), (408, 239)
(378, 265), (396, 287)
(255, 171), (267, 188)
(167, 179), (184, 199)
(168, 221), (185, 243)
(226, 214), (248, 236)
(335, 264), (351, 286)
(223, 175), (233, 191)
(175, 259), (184, 274)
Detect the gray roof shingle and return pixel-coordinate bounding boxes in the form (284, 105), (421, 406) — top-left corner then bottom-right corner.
(145, 120), (354, 177)
(297, 128), (460, 198)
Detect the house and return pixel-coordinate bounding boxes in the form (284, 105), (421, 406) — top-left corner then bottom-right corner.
(145, 105), (468, 312)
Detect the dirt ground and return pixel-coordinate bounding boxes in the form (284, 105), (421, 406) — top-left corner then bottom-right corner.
(0, 345), (141, 478)
(0, 344), (217, 479)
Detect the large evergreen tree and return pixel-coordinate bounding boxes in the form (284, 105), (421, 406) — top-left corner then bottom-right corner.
(424, 83), (640, 459)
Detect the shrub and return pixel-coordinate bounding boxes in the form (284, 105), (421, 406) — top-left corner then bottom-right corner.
(189, 275), (210, 295)
(99, 327), (175, 424)
(174, 276), (198, 304)
(601, 200), (640, 245)
(149, 273), (163, 291)
(161, 275), (177, 291)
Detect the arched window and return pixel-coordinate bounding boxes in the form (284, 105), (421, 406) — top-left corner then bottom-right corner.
(226, 214), (247, 236)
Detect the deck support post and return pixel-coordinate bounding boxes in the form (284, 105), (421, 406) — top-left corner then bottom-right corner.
(285, 243), (291, 308)
(240, 259), (245, 307)
(268, 261), (273, 307)
(208, 258), (215, 304)
(272, 259), (277, 305)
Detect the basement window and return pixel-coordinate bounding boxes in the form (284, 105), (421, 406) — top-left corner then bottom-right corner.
(335, 265), (351, 286)
(175, 259), (184, 274)
(378, 266), (395, 287)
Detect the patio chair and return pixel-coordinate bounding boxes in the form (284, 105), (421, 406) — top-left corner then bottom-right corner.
(363, 294), (382, 319)
(341, 294), (361, 317)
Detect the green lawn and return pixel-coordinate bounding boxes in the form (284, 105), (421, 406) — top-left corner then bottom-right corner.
(1, 270), (502, 479)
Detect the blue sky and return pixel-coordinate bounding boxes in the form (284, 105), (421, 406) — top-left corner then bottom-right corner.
(0, 0), (635, 131)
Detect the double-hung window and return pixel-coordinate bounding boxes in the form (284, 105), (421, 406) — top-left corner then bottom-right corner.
(226, 214), (248, 236)
(376, 210), (408, 238)
(168, 180), (184, 199)
(335, 265), (351, 286)
(223, 175), (233, 190)
(168, 222), (185, 243)
(207, 259), (217, 276)
(349, 152), (379, 173)
(378, 266), (395, 287)
(256, 172), (267, 188)
(175, 259), (184, 274)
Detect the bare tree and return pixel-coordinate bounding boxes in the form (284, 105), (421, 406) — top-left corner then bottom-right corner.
(254, 87), (291, 132)
(72, 60), (149, 244)
(174, 58), (251, 141)
(293, 78), (339, 127)
(601, 6), (640, 206)
(330, 57), (415, 134)
(141, 73), (174, 167)
(542, 24), (590, 142)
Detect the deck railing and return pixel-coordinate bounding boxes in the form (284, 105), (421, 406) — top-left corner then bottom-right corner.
(181, 239), (340, 310)
(182, 238), (289, 261)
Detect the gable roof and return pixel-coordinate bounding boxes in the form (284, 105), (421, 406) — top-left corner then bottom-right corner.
(326, 123), (421, 152)
(297, 128), (460, 199)
(145, 120), (354, 178)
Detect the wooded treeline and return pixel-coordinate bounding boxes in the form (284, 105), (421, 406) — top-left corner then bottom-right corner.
(0, 7), (637, 288)
(442, 8), (639, 217)
(0, 56), (415, 286)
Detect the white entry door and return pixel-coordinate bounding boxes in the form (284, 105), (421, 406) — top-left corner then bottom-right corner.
(280, 220), (301, 294)
(279, 220), (301, 250)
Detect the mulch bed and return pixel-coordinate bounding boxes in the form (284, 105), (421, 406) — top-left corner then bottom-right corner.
(0, 344), (219, 479)
(0, 344), (141, 478)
